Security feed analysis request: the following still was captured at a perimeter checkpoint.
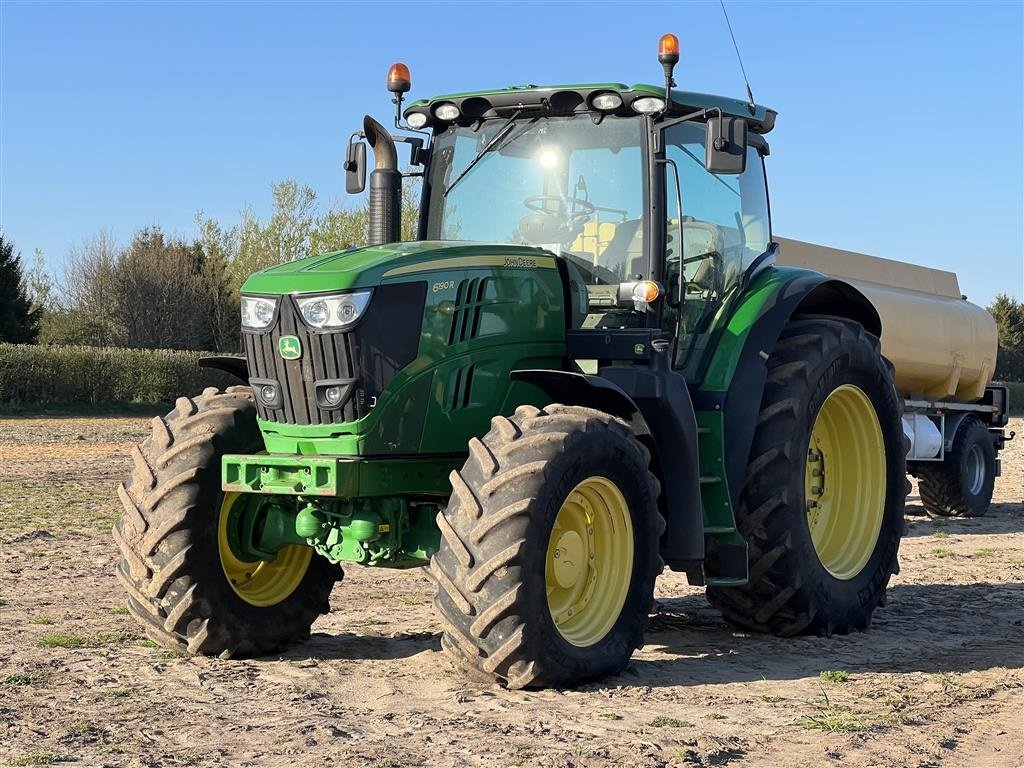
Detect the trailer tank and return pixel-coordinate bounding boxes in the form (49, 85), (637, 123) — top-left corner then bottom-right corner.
(775, 237), (998, 402)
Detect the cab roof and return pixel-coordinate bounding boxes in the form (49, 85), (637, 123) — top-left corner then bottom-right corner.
(405, 83), (776, 134)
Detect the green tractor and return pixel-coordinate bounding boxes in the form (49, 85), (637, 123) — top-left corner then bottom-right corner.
(115, 36), (907, 688)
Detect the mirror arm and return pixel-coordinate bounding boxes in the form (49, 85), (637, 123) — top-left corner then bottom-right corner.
(393, 134), (429, 167)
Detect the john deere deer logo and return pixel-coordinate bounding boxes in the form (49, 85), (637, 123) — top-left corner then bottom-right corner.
(279, 335), (302, 360)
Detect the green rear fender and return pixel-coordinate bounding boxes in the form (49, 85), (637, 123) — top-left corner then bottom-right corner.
(694, 264), (882, 511)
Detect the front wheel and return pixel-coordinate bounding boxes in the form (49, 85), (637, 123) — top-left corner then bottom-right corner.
(113, 387), (340, 657)
(430, 404), (662, 689)
(707, 317), (907, 636)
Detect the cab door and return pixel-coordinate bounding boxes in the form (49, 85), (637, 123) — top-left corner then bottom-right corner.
(657, 119), (772, 382)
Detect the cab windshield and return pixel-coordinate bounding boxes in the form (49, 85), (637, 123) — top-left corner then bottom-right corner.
(425, 115), (646, 286)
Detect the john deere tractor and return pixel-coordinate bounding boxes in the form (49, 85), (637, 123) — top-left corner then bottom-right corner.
(115, 36), (907, 688)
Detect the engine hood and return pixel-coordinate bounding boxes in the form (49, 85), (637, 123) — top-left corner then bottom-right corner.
(241, 241), (558, 295)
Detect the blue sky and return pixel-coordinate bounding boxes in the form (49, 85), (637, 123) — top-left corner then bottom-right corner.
(2, 0), (1022, 304)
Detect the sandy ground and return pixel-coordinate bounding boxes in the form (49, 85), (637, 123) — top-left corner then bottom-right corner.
(0, 415), (1021, 768)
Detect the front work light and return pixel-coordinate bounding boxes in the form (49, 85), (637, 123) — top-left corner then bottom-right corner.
(591, 92), (623, 111)
(406, 112), (428, 129)
(295, 290), (373, 330)
(241, 296), (278, 330)
(433, 102), (461, 121)
(632, 96), (666, 114)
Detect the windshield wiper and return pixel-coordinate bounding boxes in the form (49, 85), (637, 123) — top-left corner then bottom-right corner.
(444, 109), (525, 197)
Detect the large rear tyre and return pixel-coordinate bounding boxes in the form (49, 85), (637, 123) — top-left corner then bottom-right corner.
(113, 387), (340, 657)
(915, 416), (995, 518)
(431, 404), (662, 689)
(707, 317), (906, 636)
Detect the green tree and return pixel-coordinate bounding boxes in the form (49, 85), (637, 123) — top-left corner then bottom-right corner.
(0, 234), (41, 343)
(233, 180), (318, 280)
(988, 293), (1024, 382)
(111, 227), (212, 350)
(26, 248), (53, 311)
(196, 213), (242, 352)
(58, 230), (123, 346)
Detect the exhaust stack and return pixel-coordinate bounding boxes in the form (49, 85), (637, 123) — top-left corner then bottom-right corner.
(363, 115), (401, 246)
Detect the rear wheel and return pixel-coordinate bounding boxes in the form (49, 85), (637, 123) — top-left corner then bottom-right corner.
(707, 317), (906, 636)
(916, 416), (996, 517)
(113, 387), (340, 657)
(430, 404), (662, 689)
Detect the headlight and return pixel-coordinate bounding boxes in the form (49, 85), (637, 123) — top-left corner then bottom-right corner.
(632, 96), (666, 114)
(241, 296), (278, 330)
(406, 112), (428, 129)
(295, 290), (372, 330)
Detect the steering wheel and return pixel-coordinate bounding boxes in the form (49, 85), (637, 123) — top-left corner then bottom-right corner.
(523, 195), (595, 225)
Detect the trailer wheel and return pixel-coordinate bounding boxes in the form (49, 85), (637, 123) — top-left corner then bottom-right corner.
(113, 387), (340, 657)
(431, 404), (662, 689)
(916, 416), (995, 517)
(707, 317), (906, 636)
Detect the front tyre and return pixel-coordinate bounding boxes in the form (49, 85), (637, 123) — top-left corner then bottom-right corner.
(707, 317), (906, 636)
(113, 387), (340, 657)
(431, 404), (662, 689)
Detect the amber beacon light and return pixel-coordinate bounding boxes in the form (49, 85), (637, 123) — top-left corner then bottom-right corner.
(387, 62), (411, 93)
(656, 33), (679, 111)
(658, 33), (680, 65)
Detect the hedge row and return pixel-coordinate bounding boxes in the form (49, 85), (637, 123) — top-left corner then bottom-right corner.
(0, 343), (237, 405)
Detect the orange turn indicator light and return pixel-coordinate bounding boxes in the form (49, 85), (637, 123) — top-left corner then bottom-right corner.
(387, 62), (411, 93)
(633, 281), (661, 303)
(658, 33), (680, 65)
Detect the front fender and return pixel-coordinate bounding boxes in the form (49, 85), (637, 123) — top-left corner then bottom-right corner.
(199, 355), (249, 383)
(511, 367), (705, 573)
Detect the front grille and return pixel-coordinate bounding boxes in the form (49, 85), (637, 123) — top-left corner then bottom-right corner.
(244, 282), (426, 426)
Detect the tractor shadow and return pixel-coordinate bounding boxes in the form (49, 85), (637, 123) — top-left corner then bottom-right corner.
(284, 630), (441, 662)
(902, 501), (1024, 537)
(615, 581), (1024, 689)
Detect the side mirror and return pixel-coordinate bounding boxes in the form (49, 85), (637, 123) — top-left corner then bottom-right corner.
(705, 116), (747, 174)
(344, 141), (367, 194)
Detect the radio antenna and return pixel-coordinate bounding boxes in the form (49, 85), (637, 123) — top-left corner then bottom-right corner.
(719, 0), (756, 114)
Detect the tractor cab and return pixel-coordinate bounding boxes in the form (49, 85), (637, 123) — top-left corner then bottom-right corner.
(348, 47), (778, 383)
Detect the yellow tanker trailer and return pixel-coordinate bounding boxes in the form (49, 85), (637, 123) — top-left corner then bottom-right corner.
(776, 237), (1012, 516)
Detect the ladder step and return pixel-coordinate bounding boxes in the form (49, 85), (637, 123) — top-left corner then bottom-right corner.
(699, 475), (722, 484)
(706, 576), (747, 586)
(697, 426), (712, 435)
(703, 525), (737, 534)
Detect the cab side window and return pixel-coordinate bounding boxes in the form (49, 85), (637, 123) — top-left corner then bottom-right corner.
(664, 122), (770, 287)
(662, 121), (771, 377)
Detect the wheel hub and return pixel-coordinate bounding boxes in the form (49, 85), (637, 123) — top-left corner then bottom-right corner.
(218, 491), (312, 607)
(550, 529), (587, 589)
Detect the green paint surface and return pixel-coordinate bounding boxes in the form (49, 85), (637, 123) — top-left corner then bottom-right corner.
(241, 241), (558, 295)
(699, 266), (822, 392)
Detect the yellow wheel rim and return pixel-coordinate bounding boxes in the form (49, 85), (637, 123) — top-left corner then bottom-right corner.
(546, 476), (634, 647)
(218, 492), (312, 607)
(805, 384), (886, 580)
